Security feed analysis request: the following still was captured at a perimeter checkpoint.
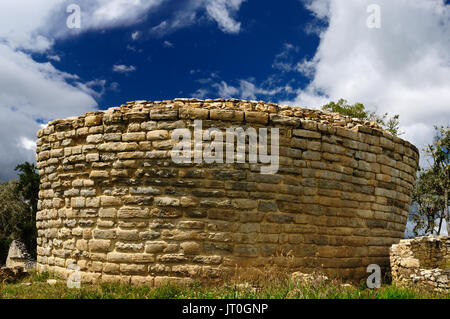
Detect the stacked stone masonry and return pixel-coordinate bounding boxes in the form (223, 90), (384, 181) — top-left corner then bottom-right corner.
(390, 236), (449, 291)
(35, 98), (420, 285)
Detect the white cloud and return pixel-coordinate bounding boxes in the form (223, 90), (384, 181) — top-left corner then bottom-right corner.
(0, 44), (97, 180)
(1, 0), (247, 46)
(47, 54), (61, 62)
(109, 82), (120, 92)
(303, 0), (331, 20)
(213, 81), (240, 98)
(88, 0), (164, 28)
(0, 0), (57, 53)
(272, 43), (300, 72)
(19, 137), (36, 152)
(0, 45), (96, 119)
(193, 76), (294, 102)
(163, 40), (174, 48)
(205, 0), (246, 34)
(76, 79), (107, 98)
(149, 0), (246, 36)
(150, 20), (170, 36)
(287, 0), (450, 158)
(0, 1), (103, 180)
(131, 31), (142, 41)
(0, 0), (247, 180)
(234, 80), (290, 100)
(112, 64), (137, 74)
(20, 0), (247, 39)
(191, 88), (210, 99)
(44, 0), (166, 39)
(296, 58), (316, 78)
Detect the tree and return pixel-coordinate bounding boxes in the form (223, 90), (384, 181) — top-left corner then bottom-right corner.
(411, 168), (444, 235)
(15, 162), (40, 217)
(13, 162), (40, 258)
(426, 126), (449, 235)
(0, 180), (30, 264)
(322, 99), (403, 136)
(411, 126), (449, 236)
(0, 162), (40, 263)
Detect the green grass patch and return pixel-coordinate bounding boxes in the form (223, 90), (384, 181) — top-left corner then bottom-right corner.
(0, 271), (448, 299)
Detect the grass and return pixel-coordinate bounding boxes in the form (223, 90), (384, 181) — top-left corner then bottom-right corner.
(0, 270), (448, 299)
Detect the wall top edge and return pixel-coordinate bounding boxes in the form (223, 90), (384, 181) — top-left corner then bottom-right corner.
(37, 98), (419, 156)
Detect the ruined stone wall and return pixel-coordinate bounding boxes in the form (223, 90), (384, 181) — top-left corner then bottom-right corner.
(390, 236), (449, 291)
(35, 99), (419, 285)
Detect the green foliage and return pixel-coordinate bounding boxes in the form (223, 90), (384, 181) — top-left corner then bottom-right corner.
(13, 162), (40, 258)
(383, 114), (403, 137)
(0, 180), (29, 264)
(412, 167), (445, 235)
(0, 274), (448, 299)
(322, 99), (369, 119)
(0, 162), (40, 263)
(321, 99), (403, 136)
(15, 162), (40, 215)
(412, 126), (450, 236)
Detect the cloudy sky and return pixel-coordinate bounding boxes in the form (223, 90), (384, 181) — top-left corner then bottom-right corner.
(0, 0), (449, 181)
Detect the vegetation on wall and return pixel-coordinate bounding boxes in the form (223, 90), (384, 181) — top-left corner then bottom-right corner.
(322, 99), (403, 136)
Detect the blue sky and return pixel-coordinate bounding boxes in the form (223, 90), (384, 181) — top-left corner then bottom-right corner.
(0, 0), (449, 180)
(34, 0), (318, 107)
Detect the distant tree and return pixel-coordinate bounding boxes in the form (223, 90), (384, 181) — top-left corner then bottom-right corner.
(15, 162), (40, 216)
(322, 99), (403, 136)
(411, 168), (444, 235)
(411, 126), (449, 236)
(0, 180), (30, 263)
(13, 162), (40, 258)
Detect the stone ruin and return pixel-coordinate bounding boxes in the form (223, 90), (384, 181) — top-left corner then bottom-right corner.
(5, 240), (36, 271)
(390, 236), (449, 291)
(35, 98), (419, 285)
(0, 241), (35, 283)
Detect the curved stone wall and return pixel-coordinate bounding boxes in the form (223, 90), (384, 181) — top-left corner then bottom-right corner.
(35, 99), (419, 284)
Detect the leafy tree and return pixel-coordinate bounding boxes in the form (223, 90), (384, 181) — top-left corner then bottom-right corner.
(0, 180), (30, 264)
(411, 168), (444, 235)
(15, 162), (40, 217)
(0, 162), (40, 263)
(411, 126), (449, 236)
(14, 162), (40, 258)
(322, 99), (403, 136)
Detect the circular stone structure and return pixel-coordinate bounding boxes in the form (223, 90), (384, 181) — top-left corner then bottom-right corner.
(35, 99), (419, 284)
